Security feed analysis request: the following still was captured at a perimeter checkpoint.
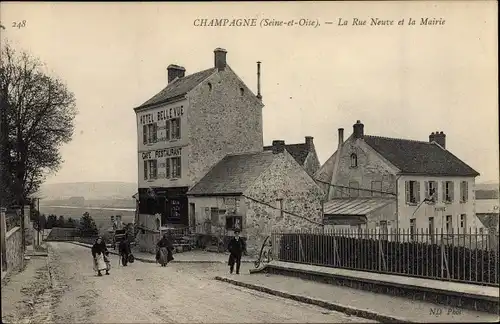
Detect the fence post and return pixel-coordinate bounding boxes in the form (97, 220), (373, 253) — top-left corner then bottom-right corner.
(1, 207), (6, 271)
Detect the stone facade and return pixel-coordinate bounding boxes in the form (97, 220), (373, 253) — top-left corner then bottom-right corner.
(5, 227), (23, 272)
(318, 135), (398, 201)
(187, 67), (263, 185)
(244, 150), (324, 254)
(303, 148), (321, 178)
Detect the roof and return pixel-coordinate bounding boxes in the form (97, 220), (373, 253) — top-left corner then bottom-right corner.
(363, 135), (479, 177)
(187, 151), (277, 196)
(135, 68), (216, 110)
(264, 143), (309, 165)
(323, 197), (395, 216)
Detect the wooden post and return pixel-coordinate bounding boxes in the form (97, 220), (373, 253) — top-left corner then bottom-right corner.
(1, 207), (6, 271)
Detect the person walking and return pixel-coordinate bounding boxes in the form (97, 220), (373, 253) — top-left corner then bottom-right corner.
(227, 230), (246, 275)
(92, 236), (110, 276)
(118, 234), (132, 266)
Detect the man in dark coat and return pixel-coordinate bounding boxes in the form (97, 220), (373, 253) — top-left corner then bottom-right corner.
(228, 230), (246, 274)
(118, 235), (132, 266)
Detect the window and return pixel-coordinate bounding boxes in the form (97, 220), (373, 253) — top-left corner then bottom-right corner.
(405, 180), (420, 204)
(443, 181), (454, 203)
(460, 181), (468, 203)
(143, 123), (157, 144)
(225, 215), (242, 231)
(460, 214), (467, 232)
(165, 158), (171, 179)
(210, 207), (226, 225)
(379, 221), (388, 240)
(239, 87), (244, 96)
(410, 218), (416, 241)
(446, 215), (452, 233)
(208, 82), (212, 91)
(350, 153), (358, 167)
(428, 217), (435, 234)
(371, 181), (382, 197)
(143, 160), (157, 180)
(424, 181), (438, 202)
(171, 118), (181, 139)
(349, 181), (359, 197)
(171, 157), (181, 178)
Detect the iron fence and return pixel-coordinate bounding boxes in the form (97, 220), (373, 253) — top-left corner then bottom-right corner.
(271, 228), (499, 287)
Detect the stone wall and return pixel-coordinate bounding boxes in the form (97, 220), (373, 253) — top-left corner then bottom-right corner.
(187, 66), (264, 185)
(331, 138), (397, 200)
(5, 227), (23, 272)
(244, 150), (324, 255)
(303, 149), (321, 178)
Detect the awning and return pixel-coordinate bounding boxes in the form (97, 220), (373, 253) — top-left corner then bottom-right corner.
(323, 197), (395, 216)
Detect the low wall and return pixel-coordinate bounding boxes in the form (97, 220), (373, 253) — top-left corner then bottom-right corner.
(136, 231), (160, 254)
(6, 227), (24, 272)
(255, 263), (499, 315)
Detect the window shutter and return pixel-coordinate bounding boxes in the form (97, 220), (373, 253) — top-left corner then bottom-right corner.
(177, 119), (181, 138)
(415, 181), (421, 202)
(424, 181), (429, 199)
(143, 161), (148, 180)
(465, 181), (468, 201)
(143, 125), (147, 145)
(442, 181), (446, 201)
(435, 182), (439, 202)
(450, 182), (454, 202)
(405, 181), (410, 203)
(152, 123), (157, 142)
(165, 121), (170, 141)
(165, 158), (170, 178)
(153, 160), (158, 178)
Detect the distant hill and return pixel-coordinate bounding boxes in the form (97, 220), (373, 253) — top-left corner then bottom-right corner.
(36, 182), (137, 200)
(475, 182), (499, 200)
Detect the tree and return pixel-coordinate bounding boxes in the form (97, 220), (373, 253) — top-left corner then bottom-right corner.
(38, 214), (47, 230)
(78, 212), (98, 237)
(46, 214), (57, 229)
(57, 215), (65, 227)
(66, 217), (76, 228)
(0, 41), (77, 208)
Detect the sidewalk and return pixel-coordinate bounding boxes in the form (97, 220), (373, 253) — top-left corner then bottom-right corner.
(214, 273), (499, 323)
(70, 241), (256, 264)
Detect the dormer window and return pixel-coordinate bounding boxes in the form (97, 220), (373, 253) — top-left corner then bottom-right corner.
(239, 87), (244, 96)
(350, 153), (358, 168)
(208, 82), (212, 91)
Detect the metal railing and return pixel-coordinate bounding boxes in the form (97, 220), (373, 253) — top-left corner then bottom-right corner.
(271, 228), (499, 286)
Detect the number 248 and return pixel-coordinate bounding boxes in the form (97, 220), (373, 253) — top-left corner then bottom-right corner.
(12, 20), (27, 29)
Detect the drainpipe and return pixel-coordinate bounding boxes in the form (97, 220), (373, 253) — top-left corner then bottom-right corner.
(395, 174), (402, 241)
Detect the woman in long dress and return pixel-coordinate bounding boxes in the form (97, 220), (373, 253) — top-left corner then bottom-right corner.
(92, 237), (110, 276)
(156, 233), (174, 267)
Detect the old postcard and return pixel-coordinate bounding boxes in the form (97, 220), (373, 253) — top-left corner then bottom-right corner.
(1, 1), (498, 323)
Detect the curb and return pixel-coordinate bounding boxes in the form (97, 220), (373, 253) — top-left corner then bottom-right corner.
(214, 276), (415, 324)
(69, 242), (256, 264)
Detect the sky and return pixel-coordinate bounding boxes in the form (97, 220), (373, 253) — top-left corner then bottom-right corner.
(1, 1), (498, 185)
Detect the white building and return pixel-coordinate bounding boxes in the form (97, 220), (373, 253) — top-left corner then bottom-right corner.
(316, 121), (482, 236)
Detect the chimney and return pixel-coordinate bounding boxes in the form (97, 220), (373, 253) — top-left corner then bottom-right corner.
(272, 140), (285, 154)
(429, 132), (436, 143)
(353, 120), (364, 139)
(338, 128), (344, 147)
(433, 131), (446, 149)
(214, 47), (227, 71)
(256, 61), (262, 100)
(167, 64), (186, 83)
(305, 136), (313, 151)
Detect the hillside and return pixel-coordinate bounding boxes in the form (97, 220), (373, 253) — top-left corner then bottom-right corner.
(36, 182), (137, 200)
